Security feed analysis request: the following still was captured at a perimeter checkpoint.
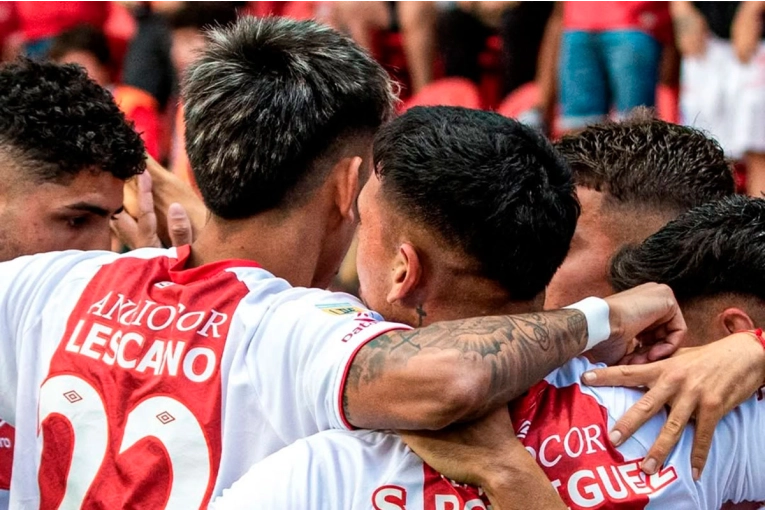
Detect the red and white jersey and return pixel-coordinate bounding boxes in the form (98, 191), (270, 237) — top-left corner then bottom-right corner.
(211, 357), (765, 510)
(0, 420), (11, 510)
(0, 246), (408, 509)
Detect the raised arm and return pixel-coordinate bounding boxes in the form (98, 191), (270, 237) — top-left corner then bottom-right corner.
(344, 283), (685, 430)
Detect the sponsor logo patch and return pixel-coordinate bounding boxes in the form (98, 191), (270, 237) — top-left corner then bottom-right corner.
(316, 303), (366, 316)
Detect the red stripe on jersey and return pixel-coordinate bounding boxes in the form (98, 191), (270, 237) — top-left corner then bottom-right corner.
(510, 381), (655, 510)
(0, 423), (13, 490)
(38, 249), (253, 509)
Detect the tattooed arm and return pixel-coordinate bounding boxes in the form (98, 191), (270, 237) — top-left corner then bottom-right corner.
(343, 283), (686, 430)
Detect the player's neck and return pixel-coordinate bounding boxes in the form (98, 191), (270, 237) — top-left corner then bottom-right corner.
(418, 277), (542, 325)
(188, 211), (325, 288)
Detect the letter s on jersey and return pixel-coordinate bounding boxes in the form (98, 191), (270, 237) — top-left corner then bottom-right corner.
(373, 485), (407, 510)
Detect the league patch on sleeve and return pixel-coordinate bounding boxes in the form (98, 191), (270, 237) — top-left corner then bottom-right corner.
(316, 303), (368, 316)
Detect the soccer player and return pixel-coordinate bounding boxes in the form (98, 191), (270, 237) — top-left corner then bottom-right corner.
(0, 19), (684, 508)
(210, 108), (765, 510)
(545, 111), (735, 309)
(0, 58), (146, 508)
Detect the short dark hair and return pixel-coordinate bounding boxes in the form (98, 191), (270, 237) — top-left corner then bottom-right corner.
(556, 110), (735, 214)
(0, 59), (145, 182)
(49, 24), (111, 67)
(610, 195), (765, 302)
(374, 106), (579, 300)
(167, 2), (242, 32)
(183, 16), (397, 219)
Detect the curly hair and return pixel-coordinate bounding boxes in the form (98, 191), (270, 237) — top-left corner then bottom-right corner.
(0, 58), (145, 182)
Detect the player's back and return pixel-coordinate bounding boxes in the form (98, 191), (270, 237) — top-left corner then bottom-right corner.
(510, 357), (765, 509)
(212, 357), (765, 510)
(0, 247), (405, 508)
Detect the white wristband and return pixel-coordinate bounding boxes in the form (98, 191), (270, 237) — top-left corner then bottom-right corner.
(564, 297), (611, 353)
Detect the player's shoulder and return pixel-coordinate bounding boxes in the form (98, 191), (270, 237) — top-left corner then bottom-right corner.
(295, 429), (409, 459)
(243, 282), (384, 322)
(544, 356), (604, 387)
(544, 357), (649, 424)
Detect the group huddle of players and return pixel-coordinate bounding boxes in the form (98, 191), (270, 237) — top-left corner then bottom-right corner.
(0, 15), (763, 510)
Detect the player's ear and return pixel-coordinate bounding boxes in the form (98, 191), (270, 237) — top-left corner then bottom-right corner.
(387, 242), (421, 305)
(719, 307), (755, 335)
(333, 156), (362, 223)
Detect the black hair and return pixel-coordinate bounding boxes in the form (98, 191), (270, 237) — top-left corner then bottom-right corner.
(0, 58), (145, 182)
(610, 195), (765, 302)
(556, 109), (735, 214)
(49, 24), (112, 67)
(374, 106), (579, 300)
(183, 16), (397, 219)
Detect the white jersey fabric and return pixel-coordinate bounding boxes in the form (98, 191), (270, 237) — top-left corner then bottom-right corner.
(212, 357), (765, 510)
(0, 246), (409, 509)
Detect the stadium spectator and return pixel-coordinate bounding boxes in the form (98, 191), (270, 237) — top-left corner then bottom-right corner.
(166, 2), (241, 192)
(210, 109), (765, 510)
(545, 111), (735, 309)
(673, 1), (765, 197)
(328, 2), (437, 93)
(121, 2), (175, 111)
(438, 1), (553, 96)
(50, 25), (164, 160)
(0, 57), (146, 509)
(557, 2), (672, 132)
(0, 18), (686, 508)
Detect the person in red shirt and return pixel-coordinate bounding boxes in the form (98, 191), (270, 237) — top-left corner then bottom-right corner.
(557, 2), (672, 132)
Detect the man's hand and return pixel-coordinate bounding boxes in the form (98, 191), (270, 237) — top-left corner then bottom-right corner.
(400, 408), (566, 510)
(123, 156), (207, 246)
(112, 171), (193, 249)
(671, 1), (709, 58)
(591, 283), (686, 365)
(581, 332), (765, 479)
(732, 1), (764, 63)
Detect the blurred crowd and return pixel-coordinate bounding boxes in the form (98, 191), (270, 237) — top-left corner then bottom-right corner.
(1, 2), (764, 196)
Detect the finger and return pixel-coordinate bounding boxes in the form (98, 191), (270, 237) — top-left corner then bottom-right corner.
(641, 398), (696, 475)
(607, 384), (673, 448)
(110, 213), (140, 250)
(646, 342), (678, 361)
(581, 364), (653, 387)
(689, 404), (722, 480)
(167, 203), (193, 246)
(136, 172), (161, 248)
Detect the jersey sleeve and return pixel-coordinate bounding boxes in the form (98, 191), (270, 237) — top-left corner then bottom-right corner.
(246, 288), (411, 436)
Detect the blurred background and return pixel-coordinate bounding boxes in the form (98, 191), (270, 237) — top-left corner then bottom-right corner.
(2, 1), (763, 291)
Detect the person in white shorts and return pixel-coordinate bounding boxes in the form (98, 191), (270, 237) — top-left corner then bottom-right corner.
(673, 1), (765, 196)
(0, 18), (689, 509)
(211, 112), (765, 510)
